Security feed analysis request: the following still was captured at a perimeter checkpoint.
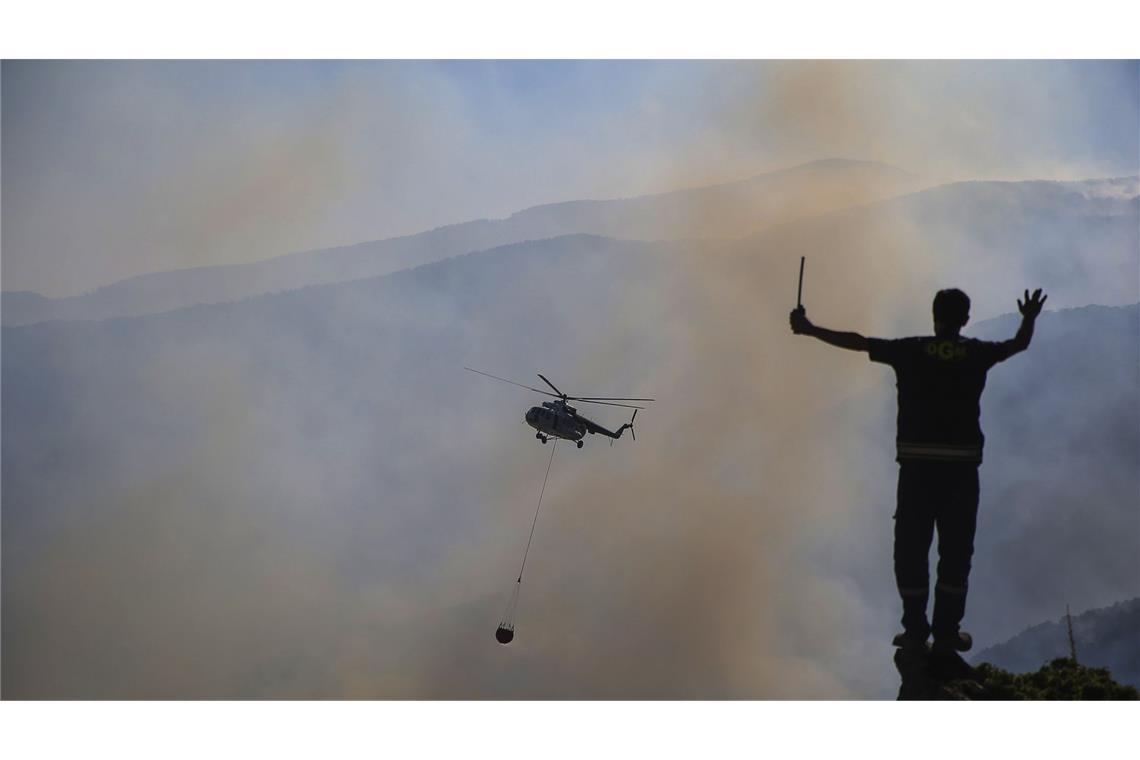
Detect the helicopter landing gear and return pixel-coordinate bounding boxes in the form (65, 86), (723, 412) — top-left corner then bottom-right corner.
(536, 433), (548, 444)
(576, 440), (583, 449)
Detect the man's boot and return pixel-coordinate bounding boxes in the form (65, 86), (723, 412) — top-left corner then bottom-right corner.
(892, 630), (930, 651)
(932, 630), (972, 652)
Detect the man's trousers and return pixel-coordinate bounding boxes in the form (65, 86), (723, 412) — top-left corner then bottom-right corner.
(894, 461), (980, 641)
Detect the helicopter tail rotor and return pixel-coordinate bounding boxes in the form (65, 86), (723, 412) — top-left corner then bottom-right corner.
(617, 408), (638, 441)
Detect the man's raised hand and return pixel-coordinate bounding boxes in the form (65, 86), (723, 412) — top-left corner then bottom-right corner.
(789, 306), (812, 335)
(1017, 288), (1047, 319)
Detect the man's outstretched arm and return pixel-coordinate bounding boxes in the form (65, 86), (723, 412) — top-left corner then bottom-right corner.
(1006, 288), (1047, 355)
(789, 307), (869, 352)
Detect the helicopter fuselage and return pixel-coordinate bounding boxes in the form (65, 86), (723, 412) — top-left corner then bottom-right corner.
(524, 399), (633, 448)
(525, 402), (586, 442)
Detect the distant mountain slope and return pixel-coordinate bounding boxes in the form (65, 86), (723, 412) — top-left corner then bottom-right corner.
(1, 159), (928, 325)
(3, 211), (1137, 696)
(973, 598), (1140, 688)
(1, 233), (677, 698)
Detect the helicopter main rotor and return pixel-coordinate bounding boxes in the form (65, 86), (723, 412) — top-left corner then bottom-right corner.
(465, 367), (654, 410)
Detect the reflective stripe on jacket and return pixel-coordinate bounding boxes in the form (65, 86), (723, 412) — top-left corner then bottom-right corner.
(896, 440), (982, 464)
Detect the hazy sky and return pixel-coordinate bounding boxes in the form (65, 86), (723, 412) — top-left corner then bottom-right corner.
(2, 60), (1138, 296)
(3, 56), (1138, 700)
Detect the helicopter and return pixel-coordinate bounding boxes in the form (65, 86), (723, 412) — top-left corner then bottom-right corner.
(465, 368), (653, 448)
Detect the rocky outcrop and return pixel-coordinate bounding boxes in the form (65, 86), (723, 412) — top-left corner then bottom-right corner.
(896, 648), (1139, 700)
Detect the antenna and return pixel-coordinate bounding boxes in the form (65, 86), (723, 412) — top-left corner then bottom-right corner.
(1065, 603), (1078, 663)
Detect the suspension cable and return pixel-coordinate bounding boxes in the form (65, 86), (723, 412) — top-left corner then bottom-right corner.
(517, 439), (557, 582)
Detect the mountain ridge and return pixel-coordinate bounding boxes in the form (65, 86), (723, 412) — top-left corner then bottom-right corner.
(5, 171), (1136, 327)
(0, 159), (933, 324)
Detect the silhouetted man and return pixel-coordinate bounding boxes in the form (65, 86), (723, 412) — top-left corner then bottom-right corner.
(789, 287), (1047, 670)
